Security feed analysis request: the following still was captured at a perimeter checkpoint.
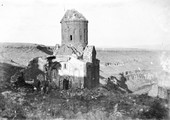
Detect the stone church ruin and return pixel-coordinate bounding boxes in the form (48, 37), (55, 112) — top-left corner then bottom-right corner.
(11, 9), (100, 91)
(51, 9), (100, 89)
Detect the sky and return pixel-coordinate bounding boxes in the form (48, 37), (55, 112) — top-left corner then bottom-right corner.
(0, 0), (170, 48)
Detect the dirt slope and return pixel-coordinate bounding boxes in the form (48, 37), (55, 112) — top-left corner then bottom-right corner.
(0, 43), (52, 66)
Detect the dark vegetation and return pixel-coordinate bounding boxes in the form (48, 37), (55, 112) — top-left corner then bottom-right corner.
(0, 63), (24, 92)
(0, 74), (168, 119)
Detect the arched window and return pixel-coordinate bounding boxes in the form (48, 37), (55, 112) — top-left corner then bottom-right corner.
(70, 35), (72, 41)
(79, 29), (82, 40)
(64, 63), (67, 69)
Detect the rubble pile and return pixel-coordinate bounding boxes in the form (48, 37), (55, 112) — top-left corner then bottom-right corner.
(106, 73), (132, 94)
(10, 56), (49, 93)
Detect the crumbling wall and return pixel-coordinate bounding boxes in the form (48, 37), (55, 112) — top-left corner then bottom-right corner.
(23, 57), (46, 83)
(158, 86), (167, 99)
(83, 46), (96, 62)
(124, 70), (155, 81)
(51, 72), (84, 89)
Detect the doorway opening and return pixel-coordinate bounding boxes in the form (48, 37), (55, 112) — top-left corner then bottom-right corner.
(70, 35), (72, 41)
(63, 79), (69, 90)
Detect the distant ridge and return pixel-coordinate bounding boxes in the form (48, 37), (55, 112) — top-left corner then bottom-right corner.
(0, 42), (39, 48)
(1, 42), (169, 51)
(96, 47), (151, 51)
(0, 42), (53, 48)
(96, 44), (170, 51)
(0, 42), (53, 55)
(132, 44), (170, 51)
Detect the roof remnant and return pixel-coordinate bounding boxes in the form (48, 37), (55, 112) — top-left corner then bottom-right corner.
(83, 46), (96, 62)
(54, 44), (83, 57)
(60, 9), (88, 22)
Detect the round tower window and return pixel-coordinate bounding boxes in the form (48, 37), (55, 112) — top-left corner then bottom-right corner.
(70, 35), (72, 41)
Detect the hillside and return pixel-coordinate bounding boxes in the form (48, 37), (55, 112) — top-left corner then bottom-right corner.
(0, 42), (169, 119)
(0, 43), (52, 66)
(97, 49), (162, 77)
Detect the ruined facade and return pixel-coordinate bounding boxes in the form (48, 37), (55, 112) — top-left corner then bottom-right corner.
(51, 9), (100, 89)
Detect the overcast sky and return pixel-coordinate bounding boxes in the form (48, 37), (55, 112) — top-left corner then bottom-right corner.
(0, 0), (170, 48)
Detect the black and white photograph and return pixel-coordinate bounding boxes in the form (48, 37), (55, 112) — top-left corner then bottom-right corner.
(0, 0), (170, 119)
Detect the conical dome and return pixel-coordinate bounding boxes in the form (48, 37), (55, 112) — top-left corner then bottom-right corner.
(60, 9), (88, 22)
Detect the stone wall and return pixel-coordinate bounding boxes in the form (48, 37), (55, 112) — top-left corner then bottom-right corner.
(61, 21), (88, 49)
(50, 56), (100, 89)
(158, 86), (167, 99)
(124, 70), (155, 81)
(85, 59), (100, 89)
